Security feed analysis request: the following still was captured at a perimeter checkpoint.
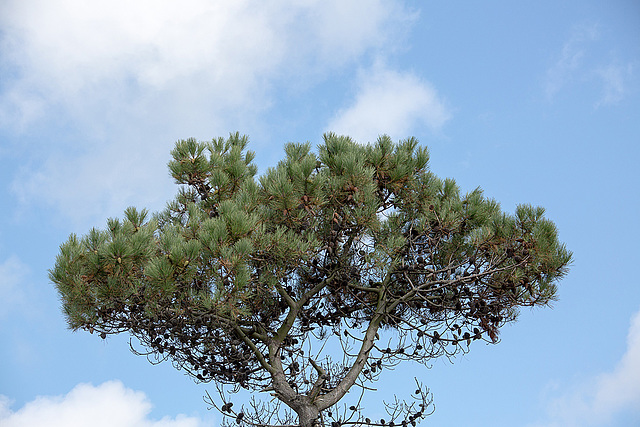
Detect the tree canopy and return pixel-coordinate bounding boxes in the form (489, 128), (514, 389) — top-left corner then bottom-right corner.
(51, 133), (571, 427)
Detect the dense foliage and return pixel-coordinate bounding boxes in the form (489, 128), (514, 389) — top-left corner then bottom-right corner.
(51, 133), (571, 427)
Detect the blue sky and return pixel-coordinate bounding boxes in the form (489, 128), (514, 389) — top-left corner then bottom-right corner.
(1, 1), (639, 426)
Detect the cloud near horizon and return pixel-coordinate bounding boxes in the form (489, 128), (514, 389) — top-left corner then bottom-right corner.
(532, 307), (640, 426)
(326, 64), (450, 144)
(0, 381), (205, 427)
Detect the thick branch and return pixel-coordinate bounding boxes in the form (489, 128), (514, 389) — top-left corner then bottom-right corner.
(315, 306), (384, 410)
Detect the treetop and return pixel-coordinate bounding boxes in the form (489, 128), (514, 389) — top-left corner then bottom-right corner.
(50, 132), (571, 427)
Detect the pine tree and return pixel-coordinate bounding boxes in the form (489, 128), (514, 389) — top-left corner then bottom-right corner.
(51, 133), (571, 427)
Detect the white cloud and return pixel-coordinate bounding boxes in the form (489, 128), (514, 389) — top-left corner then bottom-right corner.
(0, 0), (280, 124)
(533, 307), (640, 427)
(326, 63), (450, 144)
(0, 381), (206, 427)
(0, 0), (415, 226)
(0, 0), (412, 128)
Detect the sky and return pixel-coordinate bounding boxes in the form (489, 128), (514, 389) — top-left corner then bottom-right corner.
(0, 1), (639, 426)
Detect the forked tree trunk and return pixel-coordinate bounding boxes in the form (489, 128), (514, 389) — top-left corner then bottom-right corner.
(271, 365), (321, 427)
(296, 403), (320, 427)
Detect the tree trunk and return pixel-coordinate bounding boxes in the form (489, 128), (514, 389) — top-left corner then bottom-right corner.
(296, 403), (320, 427)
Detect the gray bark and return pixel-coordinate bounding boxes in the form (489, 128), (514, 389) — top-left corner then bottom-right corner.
(295, 401), (320, 427)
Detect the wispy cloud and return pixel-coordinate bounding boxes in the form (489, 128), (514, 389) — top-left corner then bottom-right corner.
(0, 0), (415, 226)
(594, 63), (634, 108)
(10, 138), (176, 228)
(532, 307), (640, 426)
(0, 255), (30, 318)
(544, 23), (634, 107)
(544, 24), (600, 100)
(0, 381), (205, 427)
(326, 63), (450, 144)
